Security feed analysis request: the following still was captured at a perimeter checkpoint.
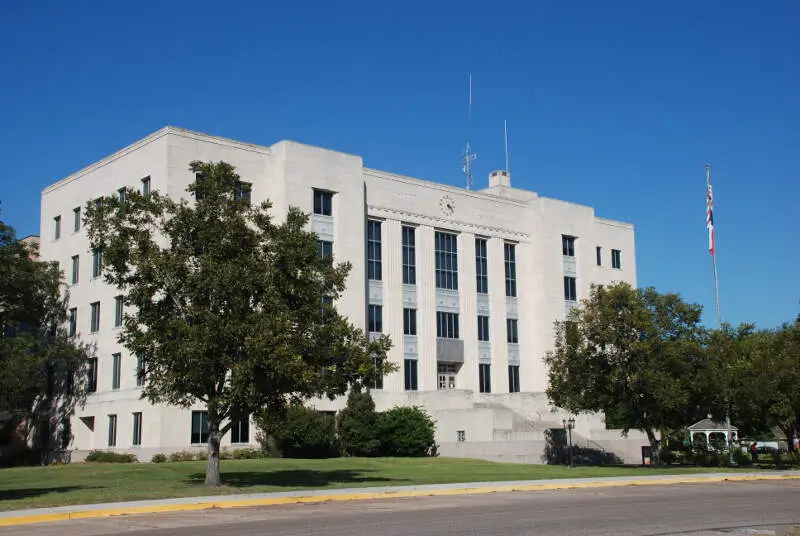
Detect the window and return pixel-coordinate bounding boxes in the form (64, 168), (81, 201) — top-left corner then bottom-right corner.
(507, 318), (519, 344)
(231, 418), (250, 444)
(141, 176), (151, 197)
(313, 189), (333, 216)
(136, 356), (145, 387)
(368, 304), (382, 333)
(68, 308), (77, 337)
(191, 411), (209, 444)
(508, 365), (520, 393)
(367, 220), (382, 280)
(132, 412), (142, 446)
(71, 255), (79, 284)
(87, 358), (98, 393)
(562, 235), (576, 257)
(90, 301), (100, 333)
(114, 295), (124, 327)
(108, 415), (117, 447)
(402, 225), (416, 285)
(112, 353), (121, 390)
(612, 249), (622, 269)
(504, 243), (517, 297)
(475, 238), (488, 294)
(53, 216), (61, 240)
(371, 355), (383, 390)
(92, 248), (102, 278)
(403, 308), (417, 336)
(477, 315), (490, 342)
(235, 181), (252, 205)
(435, 231), (458, 290)
(564, 276), (577, 301)
(436, 311), (459, 339)
(73, 207), (81, 232)
(596, 246), (602, 266)
(118, 187), (127, 204)
(318, 240), (333, 258)
(404, 359), (418, 391)
(479, 364), (491, 393)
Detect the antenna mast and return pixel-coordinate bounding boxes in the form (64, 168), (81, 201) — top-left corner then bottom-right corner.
(463, 73), (477, 189)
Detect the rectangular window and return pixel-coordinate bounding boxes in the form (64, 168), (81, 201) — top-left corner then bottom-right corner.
(108, 414), (117, 447)
(477, 315), (490, 342)
(479, 363), (491, 393)
(372, 355), (384, 390)
(234, 181), (252, 205)
(68, 308), (77, 337)
(53, 216), (61, 240)
(436, 311), (460, 339)
(368, 304), (383, 333)
(191, 410), (209, 444)
(475, 238), (488, 294)
(404, 359), (418, 391)
(132, 412), (142, 446)
(90, 301), (100, 333)
(435, 231), (458, 290)
(118, 187), (127, 204)
(136, 356), (145, 387)
(313, 189), (333, 216)
(114, 295), (123, 327)
(562, 235), (576, 257)
(112, 353), (121, 390)
(596, 246), (602, 266)
(508, 365), (520, 393)
(73, 207), (81, 232)
(71, 255), (79, 284)
(507, 318), (519, 344)
(504, 243), (517, 297)
(317, 240), (333, 258)
(231, 418), (250, 444)
(402, 225), (416, 285)
(403, 308), (417, 336)
(92, 248), (102, 278)
(367, 220), (382, 281)
(612, 249), (622, 269)
(141, 176), (151, 197)
(87, 358), (98, 393)
(564, 276), (577, 301)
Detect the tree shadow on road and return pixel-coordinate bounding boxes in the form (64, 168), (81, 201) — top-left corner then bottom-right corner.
(186, 469), (407, 488)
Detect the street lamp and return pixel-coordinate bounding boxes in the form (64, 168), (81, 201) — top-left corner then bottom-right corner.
(563, 417), (575, 467)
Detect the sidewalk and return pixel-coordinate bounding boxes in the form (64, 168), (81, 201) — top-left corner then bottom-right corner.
(2, 471), (799, 527)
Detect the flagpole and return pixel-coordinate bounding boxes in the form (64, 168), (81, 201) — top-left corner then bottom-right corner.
(707, 163), (734, 465)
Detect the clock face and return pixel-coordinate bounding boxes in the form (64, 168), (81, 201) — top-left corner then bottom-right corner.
(439, 195), (455, 216)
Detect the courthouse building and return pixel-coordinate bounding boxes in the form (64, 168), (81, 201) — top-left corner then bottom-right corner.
(40, 127), (645, 462)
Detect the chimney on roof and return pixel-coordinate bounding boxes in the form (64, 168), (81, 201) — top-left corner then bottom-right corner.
(489, 169), (510, 188)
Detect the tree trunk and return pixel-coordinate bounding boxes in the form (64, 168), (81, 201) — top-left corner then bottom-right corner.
(205, 410), (222, 487)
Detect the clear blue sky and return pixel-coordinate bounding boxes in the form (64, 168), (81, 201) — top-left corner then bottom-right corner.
(1, 0), (797, 329)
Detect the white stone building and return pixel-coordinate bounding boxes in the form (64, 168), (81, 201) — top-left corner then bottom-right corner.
(40, 126), (646, 463)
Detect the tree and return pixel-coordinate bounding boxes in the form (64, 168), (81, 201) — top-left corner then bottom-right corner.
(337, 388), (380, 457)
(84, 161), (392, 485)
(545, 282), (707, 457)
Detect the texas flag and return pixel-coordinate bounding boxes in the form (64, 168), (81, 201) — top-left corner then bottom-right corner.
(706, 179), (715, 256)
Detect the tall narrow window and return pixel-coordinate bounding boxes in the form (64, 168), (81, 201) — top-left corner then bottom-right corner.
(562, 235), (576, 257)
(507, 318), (519, 344)
(68, 308), (77, 337)
(404, 359), (418, 391)
(71, 255), (79, 284)
(317, 240), (333, 258)
(403, 308), (417, 336)
(108, 414), (117, 447)
(90, 301), (100, 333)
(313, 189), (333, 216)
(475, 238), (488, 294)
(479, 364), (491, 393)
(435, 231), (458, 290)
(231, 418), (250, 444)
(191, 411), (209, 444)
(114, 295), (124, 327)
(504, 243), (517, 297)
(87, 358), (98, 393)
(136, 356), (145, 387)
(368, 304), (383, 333)
(436, 312), (460, 339)
(402, 225), (416, 284)
(508, 365), (520, 393)
(141, 176), (151, 197)
(112, 353), (121, 390)
(477, 315), (490, 342)
(92, 248), (102, 278)
(235, 181), (252, 205)
(596, 246), (602, 266)
(612, 249), (622, 269)
(564, 276), (577, 301)
(53, 216), (61, 240)
(73, 207), (81, 232)
(367, 220), (382, 281)
(132, 412), (142, 446)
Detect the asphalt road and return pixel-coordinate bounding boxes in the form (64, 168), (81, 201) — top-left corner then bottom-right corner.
(2, 480), (799, 536)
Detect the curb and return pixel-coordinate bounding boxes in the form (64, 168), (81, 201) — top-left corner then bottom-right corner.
(2, 472), (799, 527)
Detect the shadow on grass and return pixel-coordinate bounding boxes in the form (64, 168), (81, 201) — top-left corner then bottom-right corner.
(0, 485), (103, 502)
(187, 469), (408, 488)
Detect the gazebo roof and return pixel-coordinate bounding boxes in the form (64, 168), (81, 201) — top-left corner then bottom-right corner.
(688, 418), (738, 431)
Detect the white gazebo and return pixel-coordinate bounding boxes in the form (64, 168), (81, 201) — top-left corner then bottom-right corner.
(688, 418), (738, 446)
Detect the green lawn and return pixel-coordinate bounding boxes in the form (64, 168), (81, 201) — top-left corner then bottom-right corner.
(0, 457), (752, 512)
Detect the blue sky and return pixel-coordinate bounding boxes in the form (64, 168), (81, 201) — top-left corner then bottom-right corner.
(0, 0), (797, 328)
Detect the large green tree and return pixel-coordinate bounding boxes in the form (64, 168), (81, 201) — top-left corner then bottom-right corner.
(545, 282), (708, 455)
(85, 162), (391, 485)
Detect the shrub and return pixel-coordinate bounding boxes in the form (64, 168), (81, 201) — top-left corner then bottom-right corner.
(261, 405), (339, 458)
(377, 406), (436, 457)
(85, 450), (137, 463)
(337, 389), (380, 457)
(151, 453), (168, 463)
(168, 450), (196, 462)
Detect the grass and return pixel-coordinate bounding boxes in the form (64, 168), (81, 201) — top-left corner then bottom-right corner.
(0, 457), (758, 512)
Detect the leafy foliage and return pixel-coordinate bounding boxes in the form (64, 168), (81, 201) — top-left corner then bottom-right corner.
(257, 405), (339, 458)
(337, 389), (381, 457)
(377, 406), (436, 457)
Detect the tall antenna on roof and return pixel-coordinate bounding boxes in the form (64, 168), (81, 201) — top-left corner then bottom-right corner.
(463, 73), (477, 190)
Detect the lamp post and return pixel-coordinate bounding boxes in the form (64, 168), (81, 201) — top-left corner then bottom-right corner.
(563, 417), (575, 467)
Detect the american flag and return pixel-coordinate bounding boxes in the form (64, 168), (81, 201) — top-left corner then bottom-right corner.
(706, 177), (715, 256)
